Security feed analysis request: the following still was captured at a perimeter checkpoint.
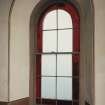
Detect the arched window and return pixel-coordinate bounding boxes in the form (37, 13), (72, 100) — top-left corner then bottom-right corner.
(36, 3), (80, 105)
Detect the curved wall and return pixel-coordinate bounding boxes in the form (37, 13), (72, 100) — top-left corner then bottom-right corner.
(10, 0), (40, 101)
(10, 0), (94, 104)
(0, 0), (13, 102)
(1, 0), (105, 105)
(94, 0), (105, 105)
(30, 0), (94, 105)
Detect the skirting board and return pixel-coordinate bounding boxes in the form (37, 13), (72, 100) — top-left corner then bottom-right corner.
(0, 97), (29, 105)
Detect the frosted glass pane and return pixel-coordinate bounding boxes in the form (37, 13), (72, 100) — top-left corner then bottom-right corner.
(58, 9), (72, 29)
(41, 55), (56, 76)
(58, 30), (73, 52)
(43, 31), (57, 52)
(41, 77), (56, 99)
(43, 10), (57, 30)
(57, 55), (72, 76)
(57, 78), (72, 100)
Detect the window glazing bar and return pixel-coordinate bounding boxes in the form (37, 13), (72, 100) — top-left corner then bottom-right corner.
(43, 28), (73, 31)
(37, 76), (79, 78)
(32, 52), (79, 55)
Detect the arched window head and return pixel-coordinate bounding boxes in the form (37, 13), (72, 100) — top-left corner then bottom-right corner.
(43, 9), (73, 53)
(36, 3), (80, 105)
(43, 9), (73, 30)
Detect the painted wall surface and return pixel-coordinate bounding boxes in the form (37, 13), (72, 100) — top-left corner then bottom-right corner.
(78, 0), (94, 104)
(94, 0), (105, 105)
(10, 0), (40, 101)
(0, 0), (105, 104)
(0, 0), (12, 102)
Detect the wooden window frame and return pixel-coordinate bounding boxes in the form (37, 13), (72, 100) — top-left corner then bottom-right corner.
(34, 3), (80, 105)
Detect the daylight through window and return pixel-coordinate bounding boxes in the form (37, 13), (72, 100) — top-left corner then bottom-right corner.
(36, 4), (80, 105)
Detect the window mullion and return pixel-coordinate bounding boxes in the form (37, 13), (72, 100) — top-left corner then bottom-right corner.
(56, 9), (58, 105)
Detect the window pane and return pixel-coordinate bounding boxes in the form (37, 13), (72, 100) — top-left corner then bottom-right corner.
(43, 10), (57, 30)
(57, 55), (72, 76)
(58, 9), (72, 29)
(43, 31), (57, 52)
(41, 77), (56, 99)
(41, 55), (56, 76)
(58, 30), (73, 52)
(57, 77), (72, 100)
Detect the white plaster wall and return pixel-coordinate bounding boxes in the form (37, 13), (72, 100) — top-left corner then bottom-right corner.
(7, 0), (105, 104)
(10, 0), (40, 101)
(0, 0), (12, 102)
(94, 0), (105, 105)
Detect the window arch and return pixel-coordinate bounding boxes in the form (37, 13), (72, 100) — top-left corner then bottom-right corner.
(35, 3), (80, 105)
